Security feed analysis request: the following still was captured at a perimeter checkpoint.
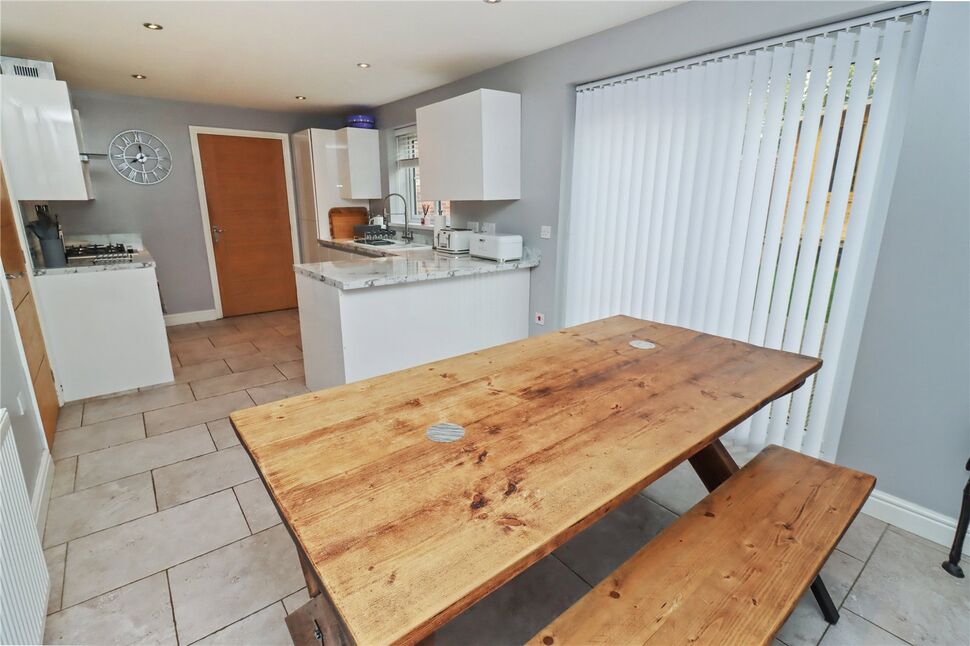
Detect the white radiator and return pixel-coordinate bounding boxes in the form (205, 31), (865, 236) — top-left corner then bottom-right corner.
(0, 409), (48, 645)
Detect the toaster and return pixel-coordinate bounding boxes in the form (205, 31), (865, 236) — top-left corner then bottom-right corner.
(470, 234), (523, 262)
(435, 228), (473, 254)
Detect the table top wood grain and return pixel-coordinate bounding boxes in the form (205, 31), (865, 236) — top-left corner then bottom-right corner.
(230, 316), (821, 645)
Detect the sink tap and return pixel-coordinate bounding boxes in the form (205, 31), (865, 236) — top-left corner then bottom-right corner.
(382, 193), (412, 242)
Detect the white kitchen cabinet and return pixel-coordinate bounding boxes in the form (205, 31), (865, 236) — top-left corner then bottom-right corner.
(416, 89), (520, 201)
(292, 128), (378, 246)
(0, 76), (91, 201)
(32, 265), (172, 401)
(335, 127), (381, 200)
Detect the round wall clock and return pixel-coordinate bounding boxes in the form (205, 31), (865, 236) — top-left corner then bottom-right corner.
(109, 130), (172, 185)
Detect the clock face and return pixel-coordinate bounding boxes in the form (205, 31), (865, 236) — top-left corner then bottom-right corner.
(109, 130), (172, 185)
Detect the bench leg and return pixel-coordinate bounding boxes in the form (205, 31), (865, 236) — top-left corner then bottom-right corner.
(689, 439), (840, 624)
(810, 576), (840, 624)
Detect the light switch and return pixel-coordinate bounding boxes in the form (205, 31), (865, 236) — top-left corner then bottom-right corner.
(540, 225), (552, 239)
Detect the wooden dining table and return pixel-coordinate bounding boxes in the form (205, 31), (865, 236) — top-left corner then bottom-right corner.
(230, 315), (821, 645)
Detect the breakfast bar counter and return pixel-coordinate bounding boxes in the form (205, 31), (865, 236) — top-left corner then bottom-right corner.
(294, 245), (538, 390)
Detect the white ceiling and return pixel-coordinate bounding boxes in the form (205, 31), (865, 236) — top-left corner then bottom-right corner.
(1, 1), (679, 113)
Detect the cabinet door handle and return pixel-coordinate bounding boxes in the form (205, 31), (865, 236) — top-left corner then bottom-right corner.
(212, 225), (224, 243)
(4, 271), (25, 280)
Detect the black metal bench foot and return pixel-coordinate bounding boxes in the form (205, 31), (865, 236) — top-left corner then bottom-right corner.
(810, 575), (839, 624)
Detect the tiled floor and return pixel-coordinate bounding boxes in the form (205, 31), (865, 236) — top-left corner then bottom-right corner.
(42, 309), (969, 645)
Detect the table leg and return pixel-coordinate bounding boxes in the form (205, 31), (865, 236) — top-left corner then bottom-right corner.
(688, 439), (840, 625)
(299, 550), (323, 598)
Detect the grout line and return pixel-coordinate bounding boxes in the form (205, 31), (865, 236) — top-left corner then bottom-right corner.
(165, 569), (182, 646)
(232, 485), (254, 535)
(841, 607), (916, 645)
(52, 499), (282, 616)
(549, 553), (596, 589)
(185, 599), (291, 646)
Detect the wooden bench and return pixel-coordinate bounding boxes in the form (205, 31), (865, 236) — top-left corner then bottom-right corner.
(528, 445), (875, 646)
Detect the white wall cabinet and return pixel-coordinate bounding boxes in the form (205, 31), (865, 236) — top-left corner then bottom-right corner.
(335, 127), (381, 200)
(0, 76), (91, 201)
(292, 128), (379, 251)
(416, 89), (520, 201)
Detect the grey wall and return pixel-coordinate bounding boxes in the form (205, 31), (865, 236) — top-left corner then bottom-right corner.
(837, 2), (970, 518)
(373, 0), (969, 519)
(371, 1), (900, 336)
(50, 91), (340, 314)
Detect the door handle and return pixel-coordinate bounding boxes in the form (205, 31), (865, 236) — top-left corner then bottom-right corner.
(4, 271), (25, 280)
(212, 225), (224, 243)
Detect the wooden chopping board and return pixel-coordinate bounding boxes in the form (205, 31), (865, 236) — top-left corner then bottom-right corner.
(328, 207), (368, 240)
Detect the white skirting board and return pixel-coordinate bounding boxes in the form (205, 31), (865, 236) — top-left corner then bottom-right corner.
(164, 308), (219, 326)
(31, 452), (54, 538)
(863, 488), (968, 557)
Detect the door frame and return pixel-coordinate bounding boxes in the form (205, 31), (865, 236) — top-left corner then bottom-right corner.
(188, 126), (300, 319)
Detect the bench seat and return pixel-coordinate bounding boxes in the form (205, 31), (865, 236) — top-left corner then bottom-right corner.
(528, 445), (875, 646)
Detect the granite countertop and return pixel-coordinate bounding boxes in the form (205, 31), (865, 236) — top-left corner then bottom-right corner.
(33, 250), (156, 277)
(296, 242), (539, 290)
(318, 237), (432, 258)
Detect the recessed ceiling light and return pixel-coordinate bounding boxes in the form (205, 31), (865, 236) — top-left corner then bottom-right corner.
(143, 22), (163, 30)
(295, 95), (307, 100)
(356, 62), (371, 69)
(131, 74), (147, 79)
(484, 0), (501, 4)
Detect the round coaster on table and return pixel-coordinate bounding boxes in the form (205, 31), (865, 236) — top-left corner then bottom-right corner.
(427, 422), (465, 442)
(629, 339), (657, 350)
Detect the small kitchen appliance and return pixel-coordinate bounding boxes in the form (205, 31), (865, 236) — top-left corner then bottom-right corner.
(470, 234), (523, 262)
(435, 228), (473, 254)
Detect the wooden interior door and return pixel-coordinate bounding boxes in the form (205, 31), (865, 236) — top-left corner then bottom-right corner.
(197, 134), (297, 317)
(1, 164), (59, 448)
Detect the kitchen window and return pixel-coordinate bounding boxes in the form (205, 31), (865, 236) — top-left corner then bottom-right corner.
(392, 125), (449, 224)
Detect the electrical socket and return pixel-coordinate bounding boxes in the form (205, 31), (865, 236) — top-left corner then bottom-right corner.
(468, 221), (480, 233)
(535, 312), (545, 326)
(540, 225), (552, 239)
(481, 222), (497, 235)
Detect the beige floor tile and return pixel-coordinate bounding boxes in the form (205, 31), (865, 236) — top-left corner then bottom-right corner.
(234, 479), (281, 533)
(51, 457), (77, 498)
(819, 608), (908, 645)
(169, 524), (305, 644)
(44, 473), (156, 547)
(225, 352), (281, 372)
(194, 602), (290, 645)
(209, 327), (284, 348)
(190, 366), (284, 400)
(144, 391), (254, 437)
(62, 490), (249, 607)
(52, 414), (145, 460)
(154, 446), (257, 510)
(82, 384), (194, 425)
(173, 359), (231, 384)
(248, 378), (309, 405)
(257, 344), (303, 363)
(46, 572), (177, 645)
(56, 402), (83, 431)
(273, 321), (300, 337)
(776, 549), (865, 646)
(837, 512), (887, 562)
(207, 418), (240, 449)
(281, 588), (309, 615)
(169, 337), (215, 356)
(437, 554), (589, 646)
(252, 334), (298, 351)
(75, 425), (214, 490)
(197, 318), (243, 331)
(276, 359), (304, 379)
(844, 528), (969, 645)
(45, 543), (66, 614)
(227, 314), (273, 331)
(178, 341), (258, 367)
(168, 323), (215, 342)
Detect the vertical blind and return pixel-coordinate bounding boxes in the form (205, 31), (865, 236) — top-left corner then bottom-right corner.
(563, 8), (927, 460)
